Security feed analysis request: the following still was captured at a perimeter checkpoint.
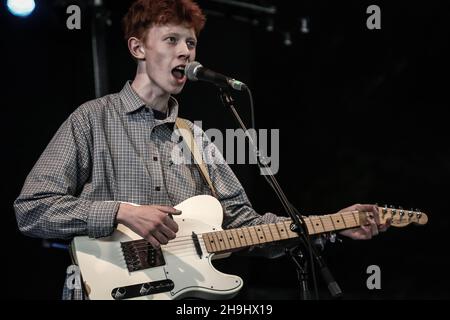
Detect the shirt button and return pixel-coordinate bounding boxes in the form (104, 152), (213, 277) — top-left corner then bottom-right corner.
(155, 186), (161, 191)
(153, 156), (158, 161)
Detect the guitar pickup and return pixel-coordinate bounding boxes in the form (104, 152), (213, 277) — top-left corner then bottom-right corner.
(111, 279), (175, 300)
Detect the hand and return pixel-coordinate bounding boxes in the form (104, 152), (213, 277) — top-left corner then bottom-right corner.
(337, 204), (391, 240)
(116, 203), (182, 249)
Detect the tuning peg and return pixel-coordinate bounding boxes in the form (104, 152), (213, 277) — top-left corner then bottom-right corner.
(383, 205), (388, 215)
(390, 205), (397, 215)
(399, 206), (404, 217)
(408, 208), (414, 217)
(416, 209), (422, 219)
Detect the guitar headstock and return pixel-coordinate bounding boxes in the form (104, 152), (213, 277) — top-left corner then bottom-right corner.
(377, 205), (428, 227)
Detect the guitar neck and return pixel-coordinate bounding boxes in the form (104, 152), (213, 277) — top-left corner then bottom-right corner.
(202, 210), (362, 254)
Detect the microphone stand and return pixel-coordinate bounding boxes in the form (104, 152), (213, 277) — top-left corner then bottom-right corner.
(218, 87), (342, 300)
(287, 246), (312, 300)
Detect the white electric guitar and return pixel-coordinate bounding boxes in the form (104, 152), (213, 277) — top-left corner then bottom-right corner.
(71, 195), (428, 300)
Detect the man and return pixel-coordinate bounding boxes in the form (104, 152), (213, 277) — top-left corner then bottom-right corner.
(14, 0), (389, 299)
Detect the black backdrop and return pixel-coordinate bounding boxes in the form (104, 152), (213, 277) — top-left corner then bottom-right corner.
(2, 0), (449, 300)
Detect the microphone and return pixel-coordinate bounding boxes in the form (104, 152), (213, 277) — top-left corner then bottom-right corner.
(185, 61), (247, 91)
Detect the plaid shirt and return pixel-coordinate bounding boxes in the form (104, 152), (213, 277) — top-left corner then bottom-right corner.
(14, 82), (294, 299)
(14, 81), (286, 237)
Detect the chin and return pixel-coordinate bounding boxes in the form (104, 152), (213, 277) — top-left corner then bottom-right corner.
(169, 85), (185, 95)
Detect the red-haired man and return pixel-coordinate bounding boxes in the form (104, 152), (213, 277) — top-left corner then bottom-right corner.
(14, 0), (389, 300)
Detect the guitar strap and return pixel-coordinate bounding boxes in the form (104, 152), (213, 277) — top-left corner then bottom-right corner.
(175, 118), (218, 198)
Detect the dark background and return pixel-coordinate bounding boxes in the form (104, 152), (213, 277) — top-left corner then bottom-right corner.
(1, 0), (449, 300)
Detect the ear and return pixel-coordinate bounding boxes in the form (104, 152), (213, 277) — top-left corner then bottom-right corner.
(128, 37), (146, 60)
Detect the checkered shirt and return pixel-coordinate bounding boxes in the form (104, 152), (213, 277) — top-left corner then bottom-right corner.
(14, 82), (297, 299)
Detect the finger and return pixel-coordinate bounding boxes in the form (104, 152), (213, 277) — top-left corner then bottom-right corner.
(152, 230), (169, 245)
(339, 204), (360, 212)
(370, 219), (379, 237)
(163, 215), (179, 233)
(372, 205), (381, 225)
(355, 225), (370, 240)
(155, 206), (182, 215)
(356, 204), (378, 212)
(145, 234), (161, 249)
(158, 223), (177, 240)
(379, 218), (391, 232)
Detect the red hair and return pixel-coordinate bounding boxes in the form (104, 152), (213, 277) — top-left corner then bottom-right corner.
(122, 0), (206, 41)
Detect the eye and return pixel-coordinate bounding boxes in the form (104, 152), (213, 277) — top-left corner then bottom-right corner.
(166, 36), (177, 44)
(186, 40), (197, 49)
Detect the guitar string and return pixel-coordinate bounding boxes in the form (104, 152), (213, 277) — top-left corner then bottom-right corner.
(126, 209), (368, 245)
(120, 211), (406, 264)
(121, 210), (389, 255)
(123, 210), (373, 252)
(125, 211), (373, 255)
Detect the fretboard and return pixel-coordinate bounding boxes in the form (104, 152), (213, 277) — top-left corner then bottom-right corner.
(202, 210), (362, 253)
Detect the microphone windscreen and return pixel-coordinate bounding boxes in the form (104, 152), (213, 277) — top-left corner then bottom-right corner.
(185, 61), (202, 81)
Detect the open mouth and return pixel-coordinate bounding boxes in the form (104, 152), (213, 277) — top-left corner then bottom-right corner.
(171, 65), (185, 80)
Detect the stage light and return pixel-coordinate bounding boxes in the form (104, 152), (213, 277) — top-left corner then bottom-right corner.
(7, 0), (36, 18)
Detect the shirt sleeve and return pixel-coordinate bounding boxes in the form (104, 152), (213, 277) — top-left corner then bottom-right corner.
(13, 111), (120, 240)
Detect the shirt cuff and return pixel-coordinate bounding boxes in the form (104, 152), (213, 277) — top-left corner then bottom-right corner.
(87, 201), (121, 238)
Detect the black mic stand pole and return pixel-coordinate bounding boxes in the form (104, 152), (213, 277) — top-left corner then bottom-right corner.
(218, 87), (342, 300)
(287, 246), (312, 300)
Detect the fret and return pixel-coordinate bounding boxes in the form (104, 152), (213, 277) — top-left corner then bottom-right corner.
(235, 228), (248, 247)
(261, 225), (274, 243)
(268, 223), (281, 241)
(307, 217), (318, 234)
(304, 219), (315, 235)
(248, 226), (262, 244)
(213, 231), (226, 251)
(203, 233), (213, 252)
(275, 221), (290, 240)
(351, 212), (361, 228)
(230, 229), (241, 248)
(283, 221), (298, 238)
(310, 217), (325, 234)
(208, 232), (219, 252)
(254, 226), (266, 243)
(220, 230), (232, 250)
(330, 214), (346, 230)
(343, 212), (358, 228)
(342, 214), (352, 227)
(242, 227), (254, 245)
(224, 230), (237, 249)
(319, 216), (335, 232)
(209, 232), (220, 251)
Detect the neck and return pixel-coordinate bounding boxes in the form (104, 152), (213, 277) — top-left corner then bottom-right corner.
(131, 65), (170, 113)
(202, 210), (368, 254)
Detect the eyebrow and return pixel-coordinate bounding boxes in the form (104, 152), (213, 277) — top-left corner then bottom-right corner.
(163, 32), (197, 41)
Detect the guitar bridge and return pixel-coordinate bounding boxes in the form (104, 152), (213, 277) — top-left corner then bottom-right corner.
(121, 240), (166, 272)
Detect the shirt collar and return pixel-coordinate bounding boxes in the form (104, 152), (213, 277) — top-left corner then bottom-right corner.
(119, 81), (179, 123)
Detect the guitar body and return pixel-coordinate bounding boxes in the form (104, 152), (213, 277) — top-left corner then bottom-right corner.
(72, 195), (243, 300)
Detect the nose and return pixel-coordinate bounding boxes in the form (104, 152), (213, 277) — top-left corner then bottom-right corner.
(177, 42), (191, 61)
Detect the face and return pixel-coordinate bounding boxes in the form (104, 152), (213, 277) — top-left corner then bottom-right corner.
(141, 23), (197, 95)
